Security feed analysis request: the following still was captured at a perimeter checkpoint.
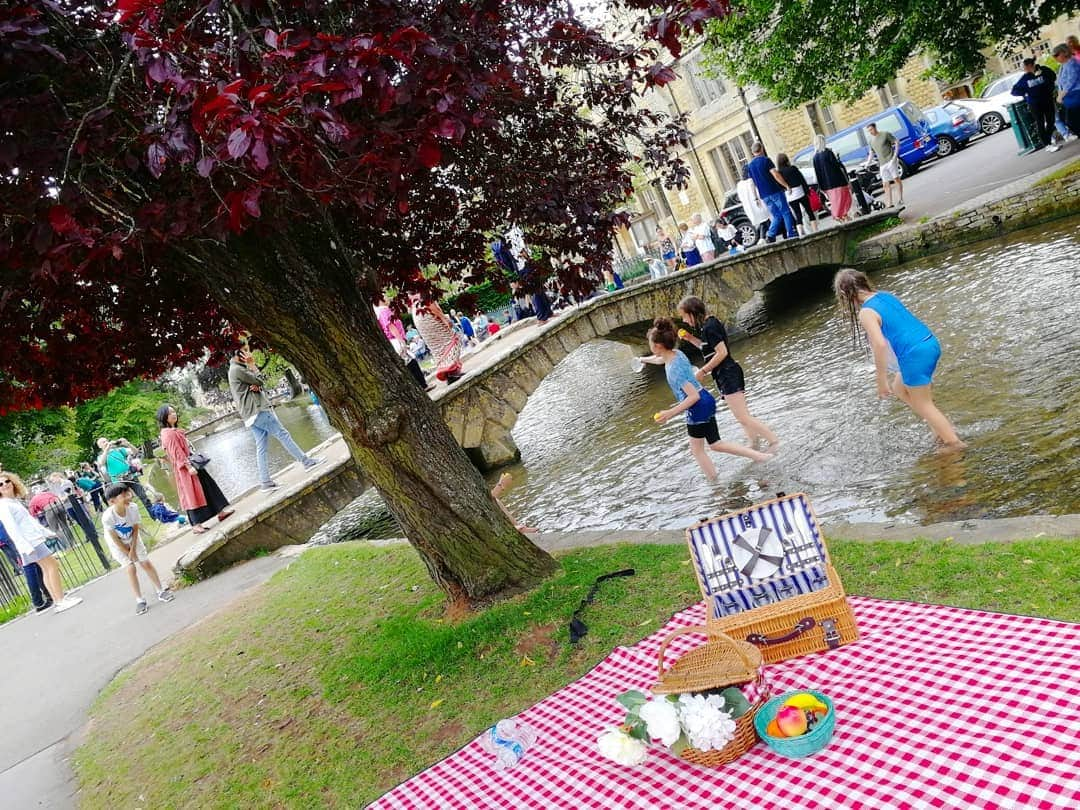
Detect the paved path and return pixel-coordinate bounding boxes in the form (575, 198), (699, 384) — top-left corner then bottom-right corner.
(871, 129), (1079, 229)
(4, 514), (1080, 808)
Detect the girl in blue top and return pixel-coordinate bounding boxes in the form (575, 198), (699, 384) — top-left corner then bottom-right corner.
(643, 318), (773, 480)
(834, 269), (963, 448)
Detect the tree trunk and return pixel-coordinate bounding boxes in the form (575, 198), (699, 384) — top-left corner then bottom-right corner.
(179, 222), (558, 605)
(283, 367), (304, 399)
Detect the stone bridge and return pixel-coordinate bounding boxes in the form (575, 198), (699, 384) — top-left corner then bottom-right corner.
(434, 212), (895, 469)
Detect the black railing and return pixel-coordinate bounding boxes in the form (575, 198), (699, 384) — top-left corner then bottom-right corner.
(0, 498), (114, 622)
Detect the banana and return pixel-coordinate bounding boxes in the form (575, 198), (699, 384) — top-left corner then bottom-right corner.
(782, 693), (828, 714)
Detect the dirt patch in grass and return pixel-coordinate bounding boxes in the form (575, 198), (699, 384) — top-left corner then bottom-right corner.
(514, 622), (560, 661)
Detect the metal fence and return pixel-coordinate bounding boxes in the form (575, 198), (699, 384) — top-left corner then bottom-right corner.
(1, 497), (115, 620)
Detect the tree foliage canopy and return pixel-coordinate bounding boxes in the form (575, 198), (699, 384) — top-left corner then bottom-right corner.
(0, 0), (731, 413)
(701, 0), (1079, 106)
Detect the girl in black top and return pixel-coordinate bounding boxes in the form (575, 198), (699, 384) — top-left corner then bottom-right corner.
(776, 153), (817, 235)
(676, 295), (780, 449)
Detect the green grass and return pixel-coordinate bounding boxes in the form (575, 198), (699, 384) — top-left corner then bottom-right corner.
(846, 216), (903, 260)
(74, 538), (1080, 809)
(1034, 157), (1080, 186)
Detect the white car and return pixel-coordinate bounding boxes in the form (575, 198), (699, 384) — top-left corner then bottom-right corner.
(949, 71), (1025, 136)
(948, 97), (1013, 136)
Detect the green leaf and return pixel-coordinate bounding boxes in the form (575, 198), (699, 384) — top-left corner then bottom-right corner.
(615, 690), (648, 711)
(669, 732), (690, 755)
(626, 720), (650, 742)
(720, 687), (751, 718)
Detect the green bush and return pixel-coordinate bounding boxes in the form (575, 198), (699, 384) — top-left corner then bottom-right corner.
(446, 279), (512, 315)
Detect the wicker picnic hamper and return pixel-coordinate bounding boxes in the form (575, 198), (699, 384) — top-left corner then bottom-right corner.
(686, 493), (858, 664)
(651, 625), (769, 767)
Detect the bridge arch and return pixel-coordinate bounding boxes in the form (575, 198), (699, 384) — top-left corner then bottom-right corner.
(433, 213), (890, 469)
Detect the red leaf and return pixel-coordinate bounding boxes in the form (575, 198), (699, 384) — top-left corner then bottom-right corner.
(417, 140), (441, 168)
(227, 128), (252, 159)
(248, 83), (276, 104)
(48, 205), (77, 235)
(250, 138), (270, 171)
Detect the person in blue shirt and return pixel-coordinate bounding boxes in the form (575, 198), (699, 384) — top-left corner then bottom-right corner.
(1052, 43), (1080, 137)
(834, 269), (963, 449)
(746, 141), (796, 243)
(642, 318), (773, 480)
(1011, 58), (1058, 150)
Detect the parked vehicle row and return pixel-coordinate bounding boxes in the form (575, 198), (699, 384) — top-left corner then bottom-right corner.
(712, 77), (1020, 246)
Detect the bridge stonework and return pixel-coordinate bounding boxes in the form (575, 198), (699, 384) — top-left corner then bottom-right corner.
(434, 214), (889, 470)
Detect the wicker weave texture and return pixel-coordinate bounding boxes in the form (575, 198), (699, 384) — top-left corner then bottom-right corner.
(709, 565), (858, 664)
(652, 625), (763, 695)
(678, 692), (766, 768)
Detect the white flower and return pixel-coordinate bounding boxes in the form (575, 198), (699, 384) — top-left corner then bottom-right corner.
(639, 698), (681, 747)
(677, 693), (737, 752)
(597, 727), (648, 766)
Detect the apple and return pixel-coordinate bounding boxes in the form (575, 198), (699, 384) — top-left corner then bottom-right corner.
(775, 705), (808, 737)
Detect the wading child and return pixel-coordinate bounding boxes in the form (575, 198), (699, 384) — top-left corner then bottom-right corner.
(102, 483), (175, 615)
(677, 296), (779, 450)
(643, 318), (773, 480)
(833, 269), (964, 449)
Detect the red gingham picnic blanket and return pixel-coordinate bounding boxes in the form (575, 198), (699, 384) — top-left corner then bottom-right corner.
(370, 597), (1080, 809)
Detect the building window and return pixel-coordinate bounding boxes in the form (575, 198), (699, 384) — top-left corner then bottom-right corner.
(684, 53), (726, 107)
(1008, 40), (1052, 70)
(709, 132), (754, 190)
(805, 102), (836, 136)
(629, 214), (660, 250)
(877, 80), (904, 108)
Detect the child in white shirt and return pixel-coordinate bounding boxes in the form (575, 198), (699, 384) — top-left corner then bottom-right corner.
(102, 483), (174, 615)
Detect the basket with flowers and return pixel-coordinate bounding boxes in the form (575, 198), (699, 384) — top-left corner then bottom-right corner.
(597, 627), (769, 768)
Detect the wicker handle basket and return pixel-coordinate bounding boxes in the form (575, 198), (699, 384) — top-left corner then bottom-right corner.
(656, 625), (757, 682)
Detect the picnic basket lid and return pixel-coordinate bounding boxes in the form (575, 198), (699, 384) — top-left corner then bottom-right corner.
(651, 625), (762, 695)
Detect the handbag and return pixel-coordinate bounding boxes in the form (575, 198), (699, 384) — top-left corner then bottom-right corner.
(808, 187), (823, 212)
(188, 452), (211, 471)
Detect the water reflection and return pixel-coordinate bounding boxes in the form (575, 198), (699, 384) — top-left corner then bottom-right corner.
(497, 219), (1080, 530)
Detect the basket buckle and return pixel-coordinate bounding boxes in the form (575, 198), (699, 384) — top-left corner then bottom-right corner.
(821, 618), (841, 649)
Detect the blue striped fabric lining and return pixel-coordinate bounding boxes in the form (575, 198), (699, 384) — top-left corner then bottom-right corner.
(688, 495), (832, 620)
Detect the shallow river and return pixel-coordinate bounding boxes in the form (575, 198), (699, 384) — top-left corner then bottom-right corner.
(496, 218), (1079, 530)
(151, 219), (1079, 536)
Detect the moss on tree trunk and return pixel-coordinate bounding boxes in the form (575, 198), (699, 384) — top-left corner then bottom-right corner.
(180, 224), (558, 605)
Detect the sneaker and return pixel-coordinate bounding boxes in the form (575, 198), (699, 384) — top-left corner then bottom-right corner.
(54, 596), (83, 614)
(35, 599), (54, 614)
(302, 457), (324, 469)
(1066, 133), (1079, 143)
(259, 481), (278, 491)
(157, 588), (175, 603)
(135, 599), (148, 615)
(1045, 143), (1061, 153)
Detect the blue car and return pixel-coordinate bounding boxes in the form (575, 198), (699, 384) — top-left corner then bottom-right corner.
(794, 102), (939, 181)
(924, 103), (981, 157)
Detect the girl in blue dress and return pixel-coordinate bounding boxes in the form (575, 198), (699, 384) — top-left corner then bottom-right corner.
(834, 269), (964, 448)
(643, 319), (774, 480)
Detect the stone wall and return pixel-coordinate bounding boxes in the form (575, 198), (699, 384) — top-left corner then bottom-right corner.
(176, 456), (367, 578)
(853, 170), (1080, 269)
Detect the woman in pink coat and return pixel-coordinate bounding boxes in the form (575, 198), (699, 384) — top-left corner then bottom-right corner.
(156, 405), (233, 534)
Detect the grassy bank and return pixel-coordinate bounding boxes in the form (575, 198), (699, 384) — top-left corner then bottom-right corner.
(75, 537), (1080, 808)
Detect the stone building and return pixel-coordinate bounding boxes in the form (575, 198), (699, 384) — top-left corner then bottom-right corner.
(614, 14), (1080, 258)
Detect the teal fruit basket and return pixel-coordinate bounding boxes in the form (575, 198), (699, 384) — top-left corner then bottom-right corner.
(753, 690), (836, 758)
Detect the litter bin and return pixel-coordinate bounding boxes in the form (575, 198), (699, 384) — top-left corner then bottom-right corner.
(1008, 101), (1045, 154)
